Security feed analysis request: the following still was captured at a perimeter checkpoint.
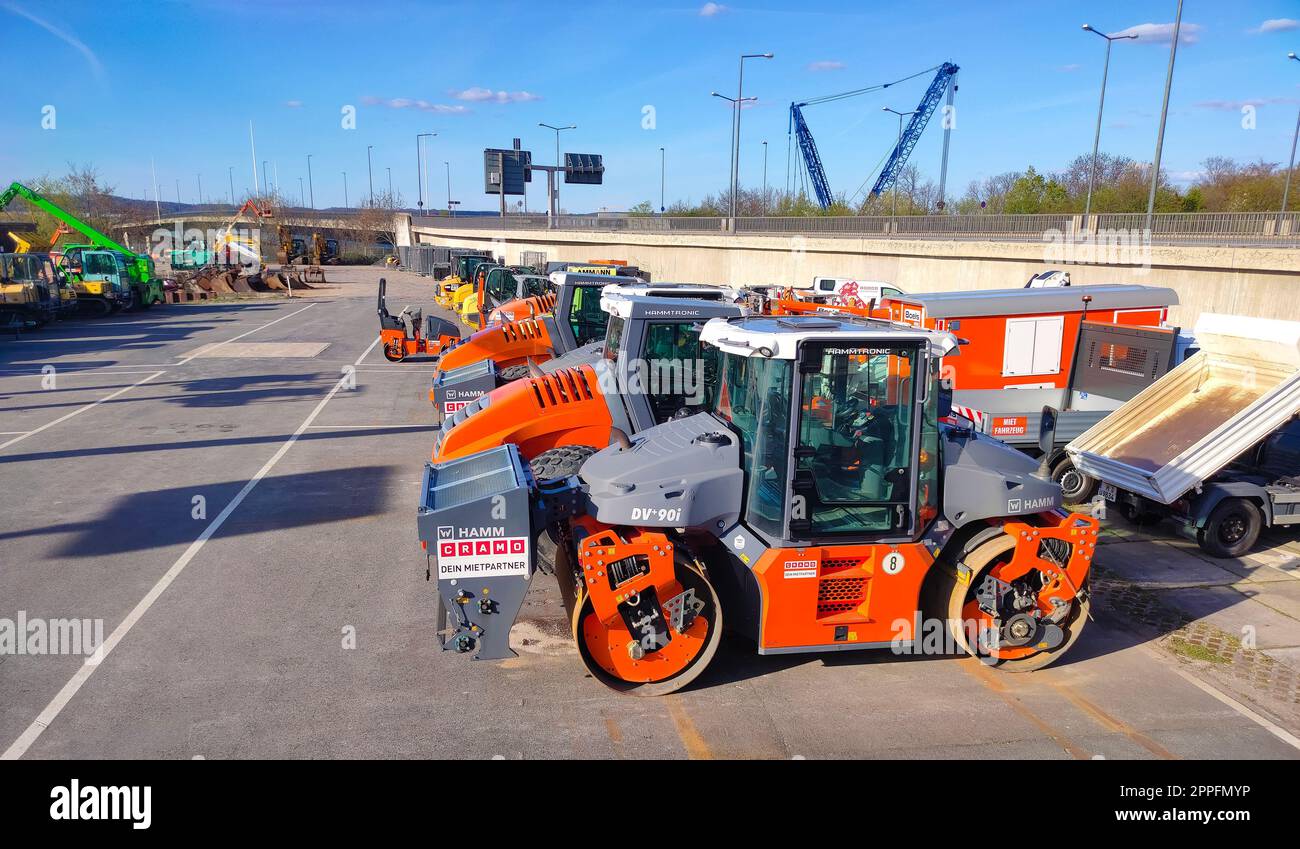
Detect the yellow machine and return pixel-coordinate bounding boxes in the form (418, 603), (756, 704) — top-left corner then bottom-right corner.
(7, 231), (31, 253)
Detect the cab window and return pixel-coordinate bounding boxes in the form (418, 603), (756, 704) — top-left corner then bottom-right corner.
(603, 315), (626, 362)
(642, 321), (706, 423)
(793, 342), (918, 536)
(707, 345), (791, 538)
(85, 254), (117, 276)
(568, 284), (608, 345)
(523, 276), (550, 297)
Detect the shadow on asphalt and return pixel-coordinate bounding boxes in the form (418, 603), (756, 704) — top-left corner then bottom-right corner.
(0, 372), (354, 412)
(0, 424), (435, 466)
(0, 464), (402, 557)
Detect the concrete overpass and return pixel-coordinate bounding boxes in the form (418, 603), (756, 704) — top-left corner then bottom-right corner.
(404, 213), (1300, 329)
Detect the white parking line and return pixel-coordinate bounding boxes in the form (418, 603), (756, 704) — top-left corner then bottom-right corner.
(1, 334), (382, 760)
(0, 371), (167, 452)
(175, 302), (317, 365)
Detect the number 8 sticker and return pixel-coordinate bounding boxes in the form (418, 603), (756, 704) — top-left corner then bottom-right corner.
(882, 551), (905, 575)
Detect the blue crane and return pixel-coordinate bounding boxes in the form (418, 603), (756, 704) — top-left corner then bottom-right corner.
(789, 62), (959, 210)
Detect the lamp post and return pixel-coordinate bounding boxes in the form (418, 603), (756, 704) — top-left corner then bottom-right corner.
(660, 147), (666, 213)
(307, 155), (315, 210)
(1279, 53), (1300, 232)
(1145, 0), (1184, 232)
(197, 173), (203, 206)
(228, 166), (234, 205)
(727, 52), (773, 221)
(883, 107), (918, 217)
(539, 122), (576, 222)
(1081, 24), (1138, 224)
(262, 160), (269, 199)
(342, 171), (348, 208)
(366, 145), (374, 205)
(417, 132), (436, 216)
(445, 161), (452, 216)
(298, 177), (305, 208)
(387, 166), (393, 201)
(712, 91), (756, 218)
(761, 140), (768, 213)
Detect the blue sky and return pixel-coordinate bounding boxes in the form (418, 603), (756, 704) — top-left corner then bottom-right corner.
(3, 0), (1299, 212)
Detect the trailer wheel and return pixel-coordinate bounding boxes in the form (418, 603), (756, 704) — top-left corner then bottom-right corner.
(1198, 498), (1262, 558)
(1051, 456), (1097, 504)
(499, 364), (532, 382)
(529, 444), (597, 483)
(938, 533), (1090, 672)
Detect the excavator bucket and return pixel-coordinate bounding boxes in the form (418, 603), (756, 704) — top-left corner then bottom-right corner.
(304, 266), (326, 286)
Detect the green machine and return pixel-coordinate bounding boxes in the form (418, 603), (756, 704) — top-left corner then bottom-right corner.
(0, 181), (164, 313)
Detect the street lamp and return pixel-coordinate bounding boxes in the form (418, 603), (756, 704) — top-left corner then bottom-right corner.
(387, 166), (393, 201)
(761, 140), (768, 214)
(660, 147), (666, 213)
(366, 145), (374, 205)
(445, 161), (452, 217)
(228, 166), (235, 205)
(1279, 52), (1300, 231)
(1081, 23), (1138, 224)
(883, 107), (918, 217)
(1146, 0), (1184, 231)
(713, 91), (756, 218)
(417, 132), (437, 216)
(307, 155), (315, 210)
(539, 122), (576, 221)
(342, 171), (349, 208)
(262, 161), (269, 199)
(298, 176), (305, 208)
(725, 52), (773, 220)
(197, 173), (203, 206)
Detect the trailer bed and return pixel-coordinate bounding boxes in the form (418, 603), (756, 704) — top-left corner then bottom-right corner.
(1067, 314), (1300, 504)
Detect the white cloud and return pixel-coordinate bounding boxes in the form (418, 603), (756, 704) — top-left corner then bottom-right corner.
(807, 60), (844, 72)
(2, 3), (104, 84)
(1058, 63), (1082, 72)
(284, 100), (303, 108)
(361, 96), (470, 115)
(1252, 18), (1299, 34)
(699, 2), (727, 17)
(450, 87), (542, 104)
(1116, 22), (1203, 45)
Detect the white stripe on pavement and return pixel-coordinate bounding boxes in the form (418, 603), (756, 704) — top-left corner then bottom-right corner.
(1, 333), (382, 760)
(0, 370), (166, 452)
(175, 302), (317, 364)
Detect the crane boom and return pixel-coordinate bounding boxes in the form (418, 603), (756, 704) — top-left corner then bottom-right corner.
(870, 62), (959, 198)
(790, 104), (834, 209)
(0, 182), (136, 257)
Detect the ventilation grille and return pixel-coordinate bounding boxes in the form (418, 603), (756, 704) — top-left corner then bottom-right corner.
(1087, 341), (1154, 377)
(820, 557), (862, 575)
(817, 577), (867, 617)
(530, 368), (596, 408)
(501, 318), (544, 343)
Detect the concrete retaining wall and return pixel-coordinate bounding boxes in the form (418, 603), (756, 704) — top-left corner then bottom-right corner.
(408, 222), (1300, 329)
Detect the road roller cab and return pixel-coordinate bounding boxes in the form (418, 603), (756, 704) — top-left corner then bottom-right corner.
(417, 313), (1098, 694)
(429, 275), (730, 417)
(432, 291), (746, 466)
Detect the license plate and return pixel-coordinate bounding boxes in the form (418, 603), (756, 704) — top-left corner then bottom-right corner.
(1099, 482), (1118, 502)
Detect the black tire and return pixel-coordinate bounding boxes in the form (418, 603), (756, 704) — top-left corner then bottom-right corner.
(1051, 455), (1097, 504)
(529, 444), (597, 482)
(1198, 498), (1262, 558)
(499, 364), (532, 382)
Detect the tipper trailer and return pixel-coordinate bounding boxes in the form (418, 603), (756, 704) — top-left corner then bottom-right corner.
(1068, 313), (1300, 557)
(877, 284), (1182, 501)
(417, 314), (1098, 694)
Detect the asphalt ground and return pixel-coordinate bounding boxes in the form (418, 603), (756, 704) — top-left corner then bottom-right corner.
(1, 267), (1297, 759)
